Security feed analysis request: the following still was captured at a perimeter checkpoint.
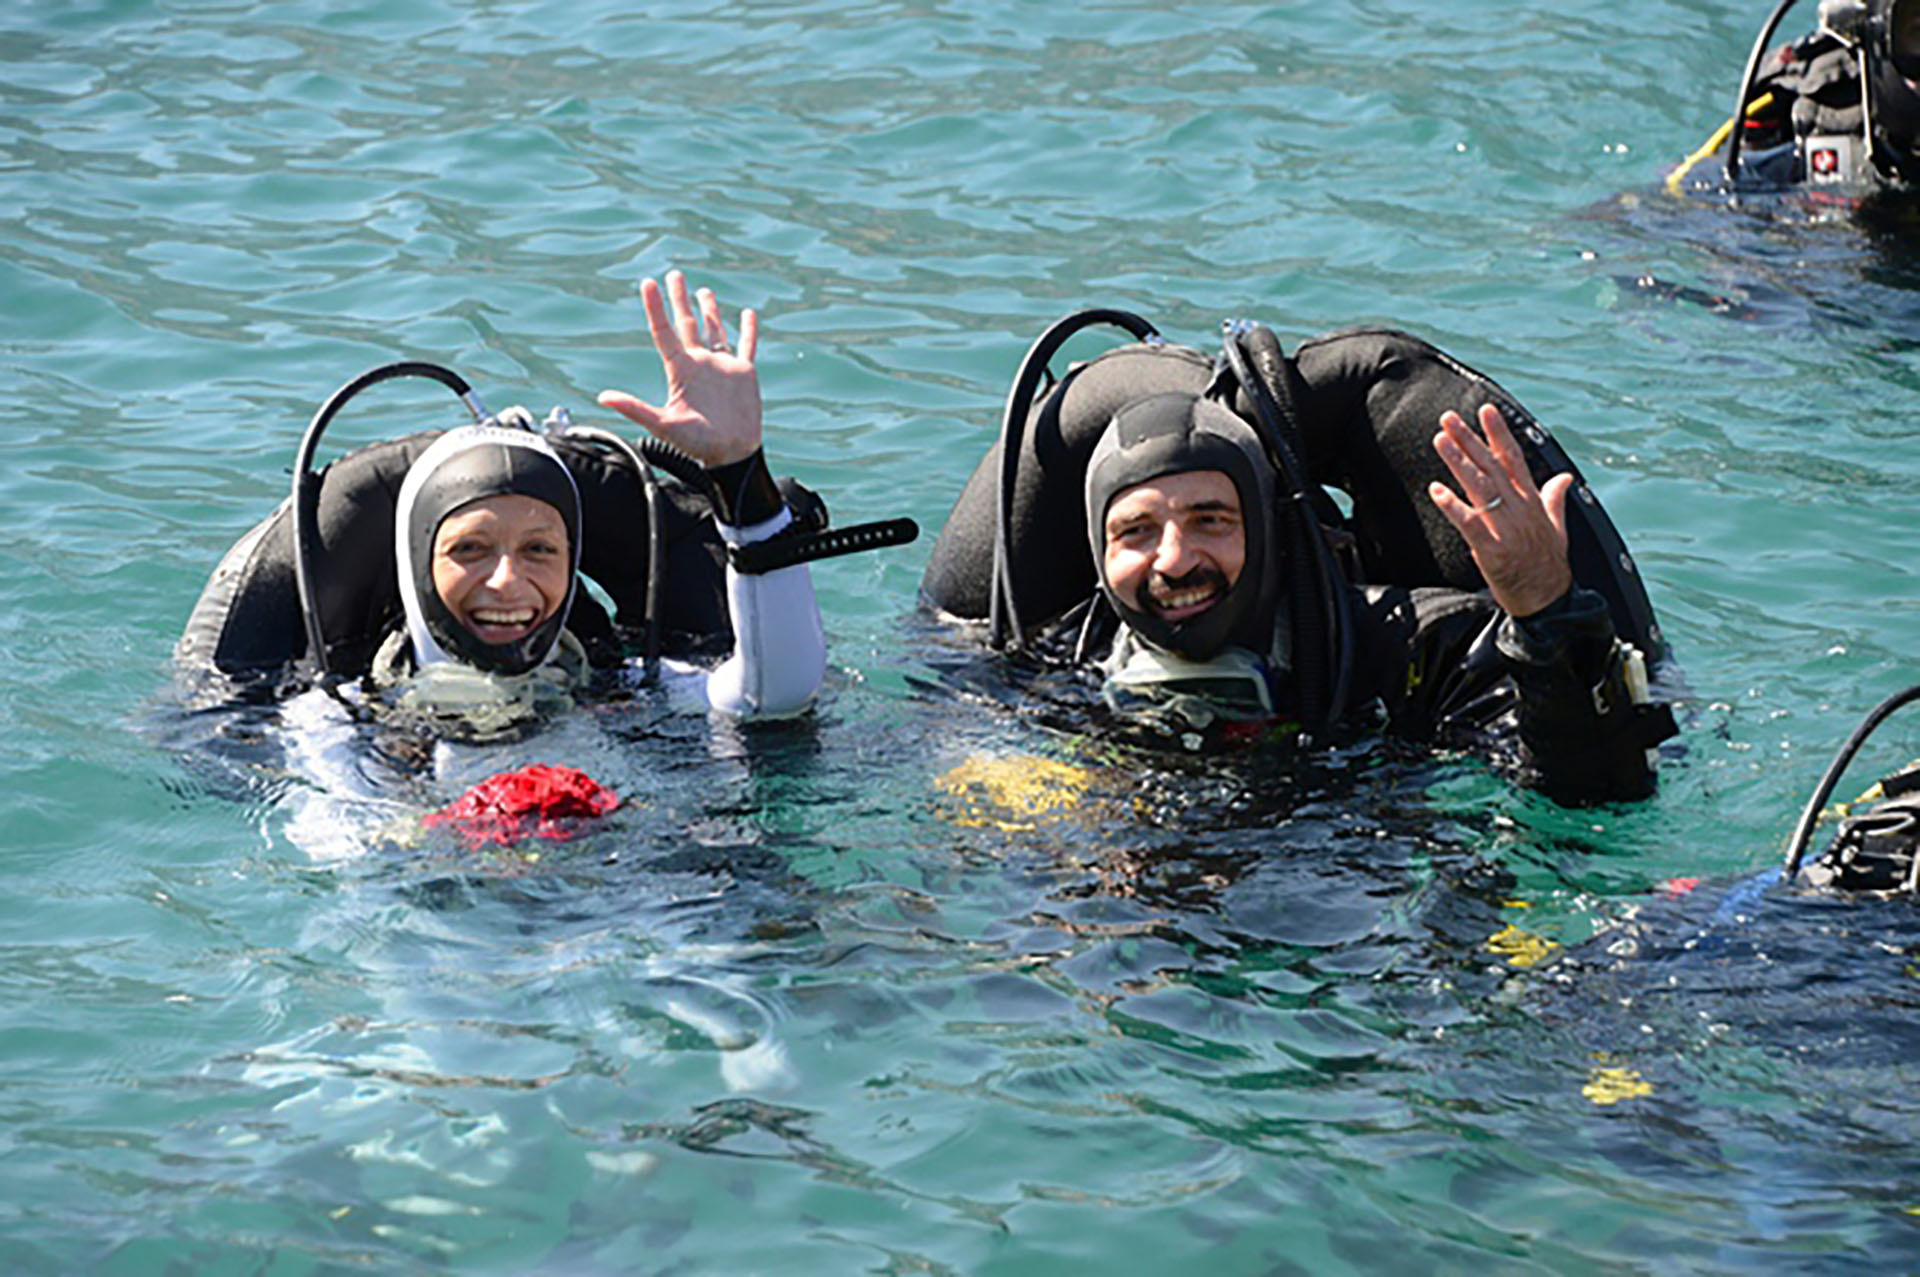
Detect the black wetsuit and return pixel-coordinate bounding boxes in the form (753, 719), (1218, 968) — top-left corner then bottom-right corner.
(1348, 583), (1661, 806)
(1031, 579), (1660, 807)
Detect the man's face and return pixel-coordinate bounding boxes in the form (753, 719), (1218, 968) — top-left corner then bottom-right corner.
(1101, 469), (1246, 625)
(430, 494), (572, 647)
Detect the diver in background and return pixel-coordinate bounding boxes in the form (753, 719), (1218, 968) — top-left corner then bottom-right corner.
(1798, 778), (1920, 891)
(1785, 685), (1920, 893)
(1673, 0), (1920, 193)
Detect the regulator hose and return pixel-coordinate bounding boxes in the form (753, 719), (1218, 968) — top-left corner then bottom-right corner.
(992, 308), (1160, 651)
(1667, 91), (1776, 196)
(292, 361), (488, 679)
(561, 424), (668, 677)
(631, 434), (711, 493)
(1219, 321), (1353, 730)
(1725, 0), (1804, 183)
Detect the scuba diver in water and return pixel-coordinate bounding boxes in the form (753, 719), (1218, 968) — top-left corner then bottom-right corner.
(179, 271), (913, 734)
(1782, 684), (1920, 892)
(383, 272), (824, 719)
(1670, 0), (1920, 194)
(920, 312), (1676, 805)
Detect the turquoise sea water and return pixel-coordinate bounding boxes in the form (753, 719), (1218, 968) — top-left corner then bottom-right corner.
(8, 0), (1920, 1270)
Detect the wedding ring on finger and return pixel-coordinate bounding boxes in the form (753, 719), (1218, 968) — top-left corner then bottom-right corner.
(1481, 495), (1505, 512)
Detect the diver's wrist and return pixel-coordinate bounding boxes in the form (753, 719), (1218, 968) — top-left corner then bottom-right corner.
(705, 448), (784, 526)
(1507, 584), (1578, 625)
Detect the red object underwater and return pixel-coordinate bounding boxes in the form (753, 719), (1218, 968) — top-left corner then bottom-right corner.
(423, 764), (621, 850)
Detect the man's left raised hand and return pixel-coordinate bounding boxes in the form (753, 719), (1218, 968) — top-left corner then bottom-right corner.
(1427, 403), (1575, 619)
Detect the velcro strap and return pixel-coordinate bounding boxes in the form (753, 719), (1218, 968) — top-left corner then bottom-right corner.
(727, 517), (919, 575)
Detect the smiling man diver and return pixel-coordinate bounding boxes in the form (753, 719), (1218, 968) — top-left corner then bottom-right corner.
(923, 316), (1675, 804)
(1084, 392), (1621, 761)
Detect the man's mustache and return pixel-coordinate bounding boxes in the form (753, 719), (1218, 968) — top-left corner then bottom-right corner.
(1138, 564), (1230, 614)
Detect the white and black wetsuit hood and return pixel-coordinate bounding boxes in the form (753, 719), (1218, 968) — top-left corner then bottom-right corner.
(393, 425), (583, 676)
(1082, 392), (1280, 662)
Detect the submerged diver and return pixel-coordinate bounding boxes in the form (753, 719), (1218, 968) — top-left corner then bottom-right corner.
(176, 271), (897, 730)
(1670, 0), (1920, 194)
(921, 313), (1676, 805)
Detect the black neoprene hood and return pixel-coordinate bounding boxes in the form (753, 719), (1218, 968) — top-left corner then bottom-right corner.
(1083, 392), (1279, 660)
(1870, 0), (1920, 179)
(396, 426), (583, 676)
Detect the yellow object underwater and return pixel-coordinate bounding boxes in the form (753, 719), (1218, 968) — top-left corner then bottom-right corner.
(1487, 923), (1560, 968)
(1583, 1065), (1655, 1106)
(934, 753), (1096, 832)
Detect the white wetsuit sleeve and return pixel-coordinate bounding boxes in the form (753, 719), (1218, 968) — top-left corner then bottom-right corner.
(702, 506), (825, 717)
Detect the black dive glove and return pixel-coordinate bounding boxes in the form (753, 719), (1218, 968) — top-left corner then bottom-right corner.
(704, 448), (785, 527)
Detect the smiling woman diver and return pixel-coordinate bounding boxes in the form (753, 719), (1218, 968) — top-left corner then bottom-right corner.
(176, 271), (914, 733)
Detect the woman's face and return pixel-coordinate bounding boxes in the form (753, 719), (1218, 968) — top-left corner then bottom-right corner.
(430, 494), (571, 647)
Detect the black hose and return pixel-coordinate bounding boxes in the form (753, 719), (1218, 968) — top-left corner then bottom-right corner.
(1725, 0), (1804, 183)
(1218, 323), (1352, 729)
(1782, 683), (1920, 879)
(727, 517), (919, 575)
(608, 433), (734, 514)
(634, 434), (711, 493)
(562, 425), (667, 676)
(292, 361), (483, 678)
(991, 308), (1159, 650)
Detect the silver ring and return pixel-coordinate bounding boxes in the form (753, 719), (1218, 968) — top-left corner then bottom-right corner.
(1482, 495), (1505, 512)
